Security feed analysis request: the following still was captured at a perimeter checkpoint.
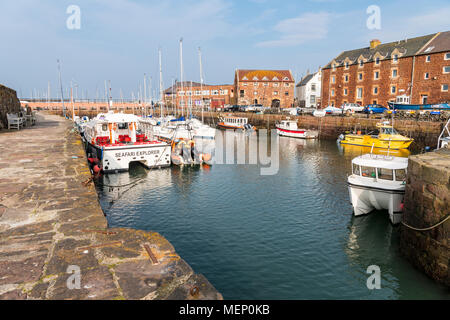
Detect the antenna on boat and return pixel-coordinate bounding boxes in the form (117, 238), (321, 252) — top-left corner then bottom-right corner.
(198, 47), (204, 124)
(159, 47), (164, 119)
(144, 73), (147, 117)
(179, 38), (184, 117)
(57, 59), (66, 118)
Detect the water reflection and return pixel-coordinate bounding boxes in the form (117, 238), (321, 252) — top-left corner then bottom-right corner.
(337, 143), (411, 158)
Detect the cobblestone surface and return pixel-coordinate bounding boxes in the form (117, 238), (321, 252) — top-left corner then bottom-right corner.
(0, 113), (222, 300)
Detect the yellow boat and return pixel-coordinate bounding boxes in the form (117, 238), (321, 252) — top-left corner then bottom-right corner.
(339, 121), (413, 150)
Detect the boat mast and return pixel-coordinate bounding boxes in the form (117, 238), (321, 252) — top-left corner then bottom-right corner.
(159, 47), (164, 118)
(179, 38), (184, 117)
(149, 76), (153, 116)
(144, 73), (147, 117)
(57, 59), (66, 118)
(47, 81), (50, 110)
(70, 80), (74, 121)
(108, 80), (112, 112)
(198, 47), (204, 124)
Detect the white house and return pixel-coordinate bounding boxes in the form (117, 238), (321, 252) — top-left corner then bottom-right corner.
(295, 70), (321, 108)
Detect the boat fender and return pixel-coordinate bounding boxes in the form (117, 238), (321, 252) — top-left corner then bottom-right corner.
(187, 140), (195, 146)
(93, 165), (101, 174)
(338, 134), (345, 141)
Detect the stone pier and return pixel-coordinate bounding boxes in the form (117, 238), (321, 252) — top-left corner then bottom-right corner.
(0, 113), (222, 300)
(400, 148), (450, 287)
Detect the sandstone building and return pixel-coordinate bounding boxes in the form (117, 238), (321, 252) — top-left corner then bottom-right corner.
(321, 31), (450, 107)
(234, 69), (295, 108)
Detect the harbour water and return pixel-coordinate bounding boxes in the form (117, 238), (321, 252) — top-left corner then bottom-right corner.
(96, 132), (449, 299)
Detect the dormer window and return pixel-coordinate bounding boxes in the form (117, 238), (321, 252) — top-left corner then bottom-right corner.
(272, 76), (279, 81)
(393, 54), (399, 63)
(242, 76), (248, 80)
(252, 76), (259, 81)
(359, 60), (364, 67)
(345, 62), (349, 69)
(375, 57), (380, 65)
(445, 53), (450, 60)
(283, 77), (289, 81)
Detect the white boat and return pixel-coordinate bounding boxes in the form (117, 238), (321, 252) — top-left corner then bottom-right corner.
(313, 109), (326, 117)
(275, 119), (318, 139)
(83, 112), (171, 173)
(217, 116), (252, 130)
(437, 118), (450, 149)
(348, 154), (408, 224)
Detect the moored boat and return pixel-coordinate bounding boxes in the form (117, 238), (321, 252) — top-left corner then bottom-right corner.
(339, 121), (413, 150)
(217, 116), (252, 130)
(348, 153), (408, 224)
(83, 112), (171, 173)
(276, 119), (318, 139)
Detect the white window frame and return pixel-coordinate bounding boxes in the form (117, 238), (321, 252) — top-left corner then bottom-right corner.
(444, 66), (450, 74)
(391, 86), (396, 94)
(356, 88), (363, 99)
(424, 73), (430, 79)
(374, 71), (380, 80)
(445, 53), (450, 60)
(426, 55), (431, 62)
(442, 84), (449, 92)
(392, 69), (398, 78)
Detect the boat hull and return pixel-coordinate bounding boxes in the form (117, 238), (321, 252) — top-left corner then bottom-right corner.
(87, 142), (171, 173)
(340, 135), (413, 150)
(216, 123), (245, 130)
(276, 126), (318, 139)
(348, 182), (404, 224)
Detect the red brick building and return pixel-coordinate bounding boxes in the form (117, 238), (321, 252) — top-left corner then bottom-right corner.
(234, 69), (295, 108)
(164, 81), (234, 110)
(321, 31), (450, 107)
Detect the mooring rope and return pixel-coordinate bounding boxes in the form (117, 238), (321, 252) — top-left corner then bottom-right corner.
(401, 214), (450, 231)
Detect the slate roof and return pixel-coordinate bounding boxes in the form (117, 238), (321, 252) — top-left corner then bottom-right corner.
(296, 73), (314, 87)
(416, 31), (450, 55)
(323, 32), (439, 69)
(164, 82), (232, 94)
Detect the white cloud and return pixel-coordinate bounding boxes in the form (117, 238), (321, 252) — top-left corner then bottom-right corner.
(256, 12), (331, 47)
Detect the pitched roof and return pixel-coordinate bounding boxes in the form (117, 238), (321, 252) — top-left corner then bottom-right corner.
(296, 73), (314, 87)
(416, 31), (450, 55)
(236, 69), (294, 82)
(323, 32), (439, 69)
(164, 82), (233, 94)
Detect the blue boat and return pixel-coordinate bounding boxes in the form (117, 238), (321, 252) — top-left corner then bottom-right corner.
(388, 102), (450, 111)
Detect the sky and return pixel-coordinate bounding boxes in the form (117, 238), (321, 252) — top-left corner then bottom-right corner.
(1, 0), (449, 100)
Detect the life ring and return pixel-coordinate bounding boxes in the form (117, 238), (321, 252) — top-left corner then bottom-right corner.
(187, 140), (195, 147)
(129, 122), (134, 131)
(113, 123), (117, 131)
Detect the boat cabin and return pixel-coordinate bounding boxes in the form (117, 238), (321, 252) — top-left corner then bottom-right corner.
(223, 117), (248, 126)
(351, 154), (408, 183)
(278, 120), (298, 130)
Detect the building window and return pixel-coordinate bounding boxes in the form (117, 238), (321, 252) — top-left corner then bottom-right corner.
(345, 62), (349, 69)
(391, 86), (396, 94)
(311, 84), (316, 91)
(393, 54), (399, 63)
(426, 55), (431, 62)
(178, 91), (185, 96)
(444, 66), (450, 74)
(357, 88), (363, 99)
(254, 91), (258, 96)
(273, 83), (279, 87)
(243, 83), (247, 86)
(358, 73), (363, 81)
(424, 73), (430, 79)
(212, 90), (219, 95)
(331, 76), (335, 83)
(392, 69), (398, 78)
(442, 84), (449, 92)
(331, 89), (335, 97)
(375, 57), (380, 65)
(254, 82), (258, 86)
(284, 83), (290, 87)
(273, 91), (278, 95)
(359, 60), (364, 67)
(285, 91), (289, 96)
(310, 95), (316, 104)
(263, 83), (268, 87)
(343, 88), (348, 95)
(332, 64), (336, 71)
(240, 90), (245, 98)
(445, 53), (450, 60)
(344, 74), (349, 82)
(373, 86), (378, 94)
(374, 71), (380, 80)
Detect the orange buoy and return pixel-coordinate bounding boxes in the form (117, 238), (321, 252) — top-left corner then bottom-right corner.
(93, 165), (101, 173)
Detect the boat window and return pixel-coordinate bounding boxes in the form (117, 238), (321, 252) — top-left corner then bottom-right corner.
(361, 166), (376, 178)
(353, 164), (360, 175)
(118, 123), (128, 130)
(377, 168), (393, 180)
(102, 124), (108, 131)
(381, 127), (398, 135)
(395, 169), (406, 181)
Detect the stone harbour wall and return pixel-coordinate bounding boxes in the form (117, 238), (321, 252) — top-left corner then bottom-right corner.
(0, 84), (21, 129)
(400, 148), (450, 287)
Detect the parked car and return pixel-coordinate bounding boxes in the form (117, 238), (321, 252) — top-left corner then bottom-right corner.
(323, 105), (343, 115)
(341, 103), (364, 114)
(363, 104), (388, 114)
(247, 104), (264, 112)
(224, 105), (240, 112)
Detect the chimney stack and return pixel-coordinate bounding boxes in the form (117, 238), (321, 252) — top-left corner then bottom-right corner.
(370, 39), (381, 49)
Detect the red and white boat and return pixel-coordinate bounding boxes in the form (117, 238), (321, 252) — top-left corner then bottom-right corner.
(83, 112), (171, 173)
(276, 119), (318, 139)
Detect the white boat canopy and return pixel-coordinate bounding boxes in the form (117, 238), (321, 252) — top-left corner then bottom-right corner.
(352, 154), (408, 170)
